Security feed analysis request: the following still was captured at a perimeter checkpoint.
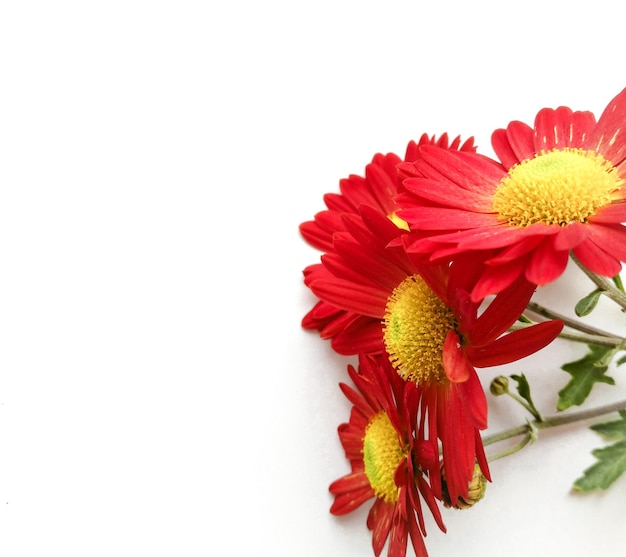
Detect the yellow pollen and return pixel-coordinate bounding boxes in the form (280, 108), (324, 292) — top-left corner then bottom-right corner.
(363, 412), (407, 503)
(383, 274), (456, 384)
(388, 211), (410, 231)
(493, 148), (623, 227)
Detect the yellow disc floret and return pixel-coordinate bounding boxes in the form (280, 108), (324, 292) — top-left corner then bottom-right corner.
(363, 412), (407, 503)
(493, 148), (623, 227)
(383, 274), (456, 384)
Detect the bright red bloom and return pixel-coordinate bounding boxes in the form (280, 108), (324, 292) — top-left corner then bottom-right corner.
(300, 134), (476, 344)
(300, 134), (476, 252)
(397, 88), (626, 301)
(305, 204), (563, 504)
(330, 354), (445, 557)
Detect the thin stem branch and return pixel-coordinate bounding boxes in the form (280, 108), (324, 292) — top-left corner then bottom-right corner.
(509, 322), (623, 347)
(555, 330), (623, 347)
(525, 301), (617, 338)
(488, 430), (536, 462)
(570, 253), (626, 311)
(482, 399), (626, 448)
(504, 391), (544, 422)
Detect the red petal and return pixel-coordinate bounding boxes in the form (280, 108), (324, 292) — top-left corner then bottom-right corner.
(330, 486), (375, 515)
(492, 127), (520, 169)
(553, 222), (590, 250)
(485, 233), (545, 263)
(329, 471), (372, 494)
(339, 383), (375, 420)
(443, 331), (473, 383)
(398, 206), (499, 230)
(309, 279), (387, 318)
(457, 368), (488, 430)
(590, 202), (626, 224)
(471, 258), (528, 302)
(492, 120), (535, 169)
(474, 429), (491, 481)
(573, 238), (622, 277)
(465, 320), (563, 368)
(470, 276), (536, 345)
(438, 382), (478, 504)
(569, 109), (598, 145)
(368, 499), (393, 557)
(419, 146), (504, 195)
(587, 223), (626, 263)
(587, 87), (626, 166)
(365, 162), (401, 215)
(333, 236), (410, 292)
(331, 318), (384, 355)
(526, 237), (569, 285)
(533, 106), (595, 150)
(299, 218), (334, 252)
(402, 177), (492, 211)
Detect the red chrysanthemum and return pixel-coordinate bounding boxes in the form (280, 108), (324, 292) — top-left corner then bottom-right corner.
(300, 134), (476, 344)
(397, 88), (626, 301)
(330, 354), (445, 557)
(305, 204), (563, 504)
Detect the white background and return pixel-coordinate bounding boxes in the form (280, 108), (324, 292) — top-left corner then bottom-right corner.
(1, 1), (625, 555)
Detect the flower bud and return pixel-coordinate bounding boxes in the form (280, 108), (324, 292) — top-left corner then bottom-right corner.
(490, 375), (509, 396)
(442, 463), (488, 510)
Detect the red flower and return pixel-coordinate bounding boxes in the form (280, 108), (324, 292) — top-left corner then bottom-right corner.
(300, 134), (476, 343)
(305, 204), (563, 504)
(397, 88), (626, 301)
(330, 354), (445, 557)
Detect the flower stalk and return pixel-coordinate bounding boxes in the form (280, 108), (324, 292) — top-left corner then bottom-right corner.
(482, 398), (626, 459)
(570, 253), (626, 311)
(525, 301), (617, 338)
(509, 321), (624, 348)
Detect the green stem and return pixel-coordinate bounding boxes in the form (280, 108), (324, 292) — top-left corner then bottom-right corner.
(509, 322), (623, 347)
(570, 253), (626, 311)
(505, 391), (543, 422)
(613, 274), (625, 294)
(482, 399), (626, 451)
(488, 429), (536, 461)
(525, 301), (617, 338)
(556, 330), (623, 347)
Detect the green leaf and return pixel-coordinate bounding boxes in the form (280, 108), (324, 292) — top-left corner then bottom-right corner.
(511, 373), (531, 402)
(574, 412), (626, 492)
(557, 345), (616, 411)
(574, 441), (626, 491)
(590, 410), (626, 440)
(574, 289), (602, 317)
(510, 373), (542, 420)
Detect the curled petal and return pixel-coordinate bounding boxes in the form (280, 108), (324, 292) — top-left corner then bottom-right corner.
(553, 222), (590, 250)
(526, 237), (570, 286)
(443, 331), (473, 383)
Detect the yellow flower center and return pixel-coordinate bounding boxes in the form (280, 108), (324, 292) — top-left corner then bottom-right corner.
(492, 148), (623, 227)
(383, 274), (456, 384)
(388, 211), (410, 231)
(363, 412), (407, 503)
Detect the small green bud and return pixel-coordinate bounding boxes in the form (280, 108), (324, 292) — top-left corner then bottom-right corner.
(490, 376), (509, 396)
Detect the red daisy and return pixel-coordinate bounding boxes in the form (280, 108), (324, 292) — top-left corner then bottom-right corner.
(300, 134), (476, 347)
(305, 204), (564, 504)
(330, 354), (445, 557)
(397, 88), (626, 301)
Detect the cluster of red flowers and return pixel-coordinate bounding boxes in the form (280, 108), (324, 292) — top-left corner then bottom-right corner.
(299, 88), (626, 557)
